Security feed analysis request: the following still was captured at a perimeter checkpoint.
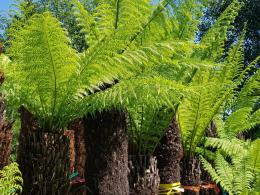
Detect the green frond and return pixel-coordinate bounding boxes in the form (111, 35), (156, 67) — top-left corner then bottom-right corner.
(200, 0), (243, 61)
(76, 76), (187, 117)
(168, 0), (204, 40)
(76, 39), (189, 98)
(221, 107), (257, 138)
(72, 0), (98, 47)
(128, 105), (174, 154)
(200, 156), (222, 185)
(223, 30), (245, 81)
(214, 153), (235, 194)
(234, 67), (260, 109)
(178, 66), (235, 154)
(6, 12), (79, 130)
(201, 140), (260, 194)
(247, 139), (260, 191)
(205, 137), (247, 156)
(0, 163), (23, 194)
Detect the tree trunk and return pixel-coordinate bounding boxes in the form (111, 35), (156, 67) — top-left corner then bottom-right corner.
(84, 109), (129, 195)
(17, 107), (70, 195)
(68, 119), (87, 195)
(129, 155), (159, 195)
(154, 117), (183, 184)
(181, 155), (203, 195)
(68, 119), (86, 179)
(0, 73), (12, 169)
(0, 96), (12, 169)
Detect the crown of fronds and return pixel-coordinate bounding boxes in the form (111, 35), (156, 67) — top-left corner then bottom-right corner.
(176, 0), (260, 155)
(0, 163), (23, 195)
(1, 0), (209, 132)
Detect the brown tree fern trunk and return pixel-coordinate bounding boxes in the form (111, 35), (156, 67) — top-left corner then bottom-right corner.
(129, 155), (160, 195)
(84, 109), (129, 195)
(154, 117), (183, 184)
(68, 119), (86, 179)
(181, 156), (201, 195)
(0, 96), (12, 169)
(68, 119), (87, 195)
(17, 107), (70, 195)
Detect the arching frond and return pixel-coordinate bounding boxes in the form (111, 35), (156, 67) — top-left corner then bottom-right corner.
(5, 12), (79, 130)
(205, 137), (247, 156)
(75, 76), (187, 116)
(200, 0), (243, 61)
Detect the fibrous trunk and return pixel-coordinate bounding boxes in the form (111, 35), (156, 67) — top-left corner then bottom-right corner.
(181, 156), (201, 195)
(0, 96), (12, 169)
(68, 119), (87, 195)
(129, 155), (159, 195)
(17, 107), (70, 195)
(84, 109), (129, 195)
(154, 117), (183, 184)
(68, 119), (86, 179)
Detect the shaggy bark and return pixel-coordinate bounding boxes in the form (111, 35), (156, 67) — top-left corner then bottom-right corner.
(17, 107), (70, 195)
(68, 119), (86, 178)
(129, 155), (160, 195)
(154, 117), (183, 184)
(0, 96), (12, 169)
(0, 73), (12, 169)
(68, 119), (87, 195)
(181, 156), (201, 186)
(84, 109), (129, 195)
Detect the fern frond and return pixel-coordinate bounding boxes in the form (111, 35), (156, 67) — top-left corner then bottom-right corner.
(214, 153), (235, 194)
(221, 107), (256, 138)
(200, 0), (243, 61)
(6, 12), (79, 130)
(75, 76), (187, 117)
(205, 137), (247, 156)
(247, 139), (260, 191)
(0, 163), (23, 194)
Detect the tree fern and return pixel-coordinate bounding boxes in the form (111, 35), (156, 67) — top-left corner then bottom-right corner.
(5, 12), (80, 131)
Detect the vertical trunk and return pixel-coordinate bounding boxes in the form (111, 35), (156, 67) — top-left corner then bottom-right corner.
(68, 119), (86, 179)
(0, 73), (12, 169)
(17, 107), (70, 195)
(181, 156), (201, 195)
(129, 155), (160, 195)
(84, 109), (129, 195)
(181, 156), (201, 186)
(68, 119), (87, 195)
(0, 96), (12, 169)
(154, 117), (183, 184)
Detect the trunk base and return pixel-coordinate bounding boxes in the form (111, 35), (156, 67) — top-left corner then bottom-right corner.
(181, 156), (201, 186)
(18, 131), (70, 195)
(129, 155), (159, 195)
